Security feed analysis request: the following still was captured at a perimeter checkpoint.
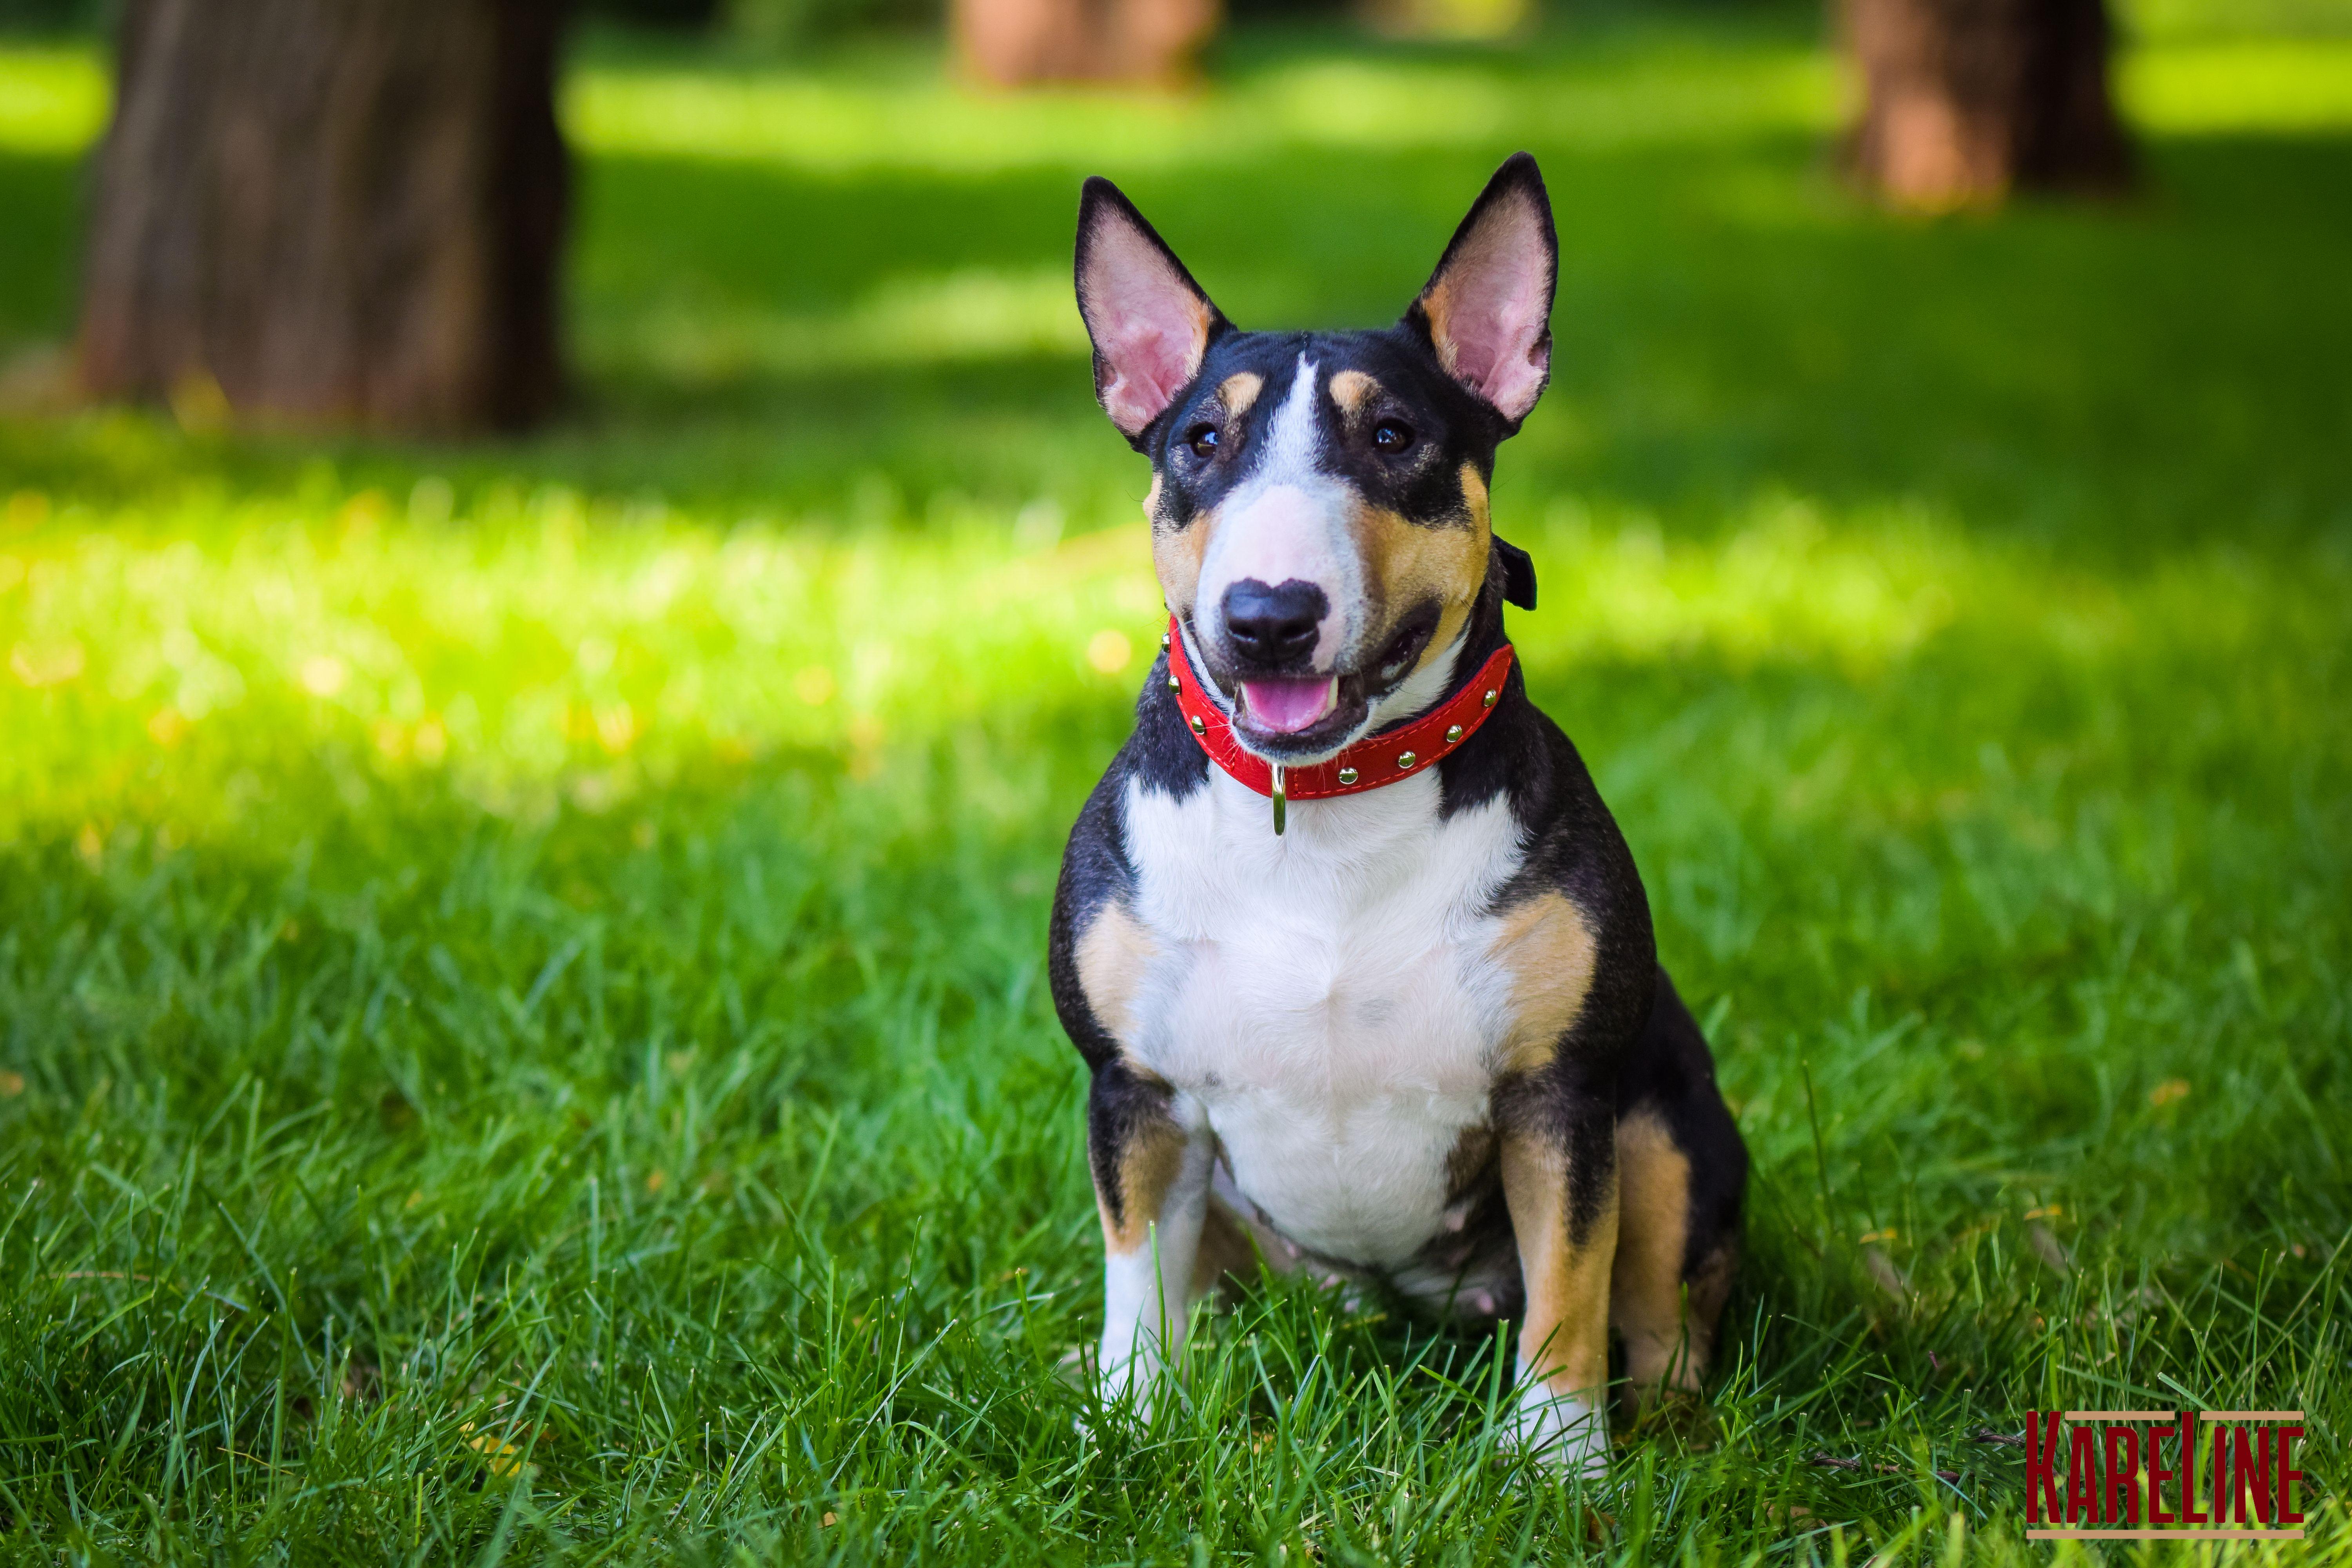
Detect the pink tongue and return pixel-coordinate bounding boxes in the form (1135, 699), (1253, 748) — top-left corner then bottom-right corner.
(1241, 677), (1338, 734)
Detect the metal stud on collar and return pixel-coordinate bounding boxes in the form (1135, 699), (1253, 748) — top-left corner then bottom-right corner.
(1445, 724), (1464, 744)
(1338, 766), (1358, 786)
(1271, 765), (1287, 836)
(1483, 688), (1497, 707)
(1189, 714), (1206, 735)
(1397, 751), (1419, 770)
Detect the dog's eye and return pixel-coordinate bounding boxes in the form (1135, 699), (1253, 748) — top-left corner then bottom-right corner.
(1186, 425), (1220, 458)
(1372, 420), (1415, 454)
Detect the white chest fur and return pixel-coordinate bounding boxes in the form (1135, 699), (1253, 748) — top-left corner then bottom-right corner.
(1120, 768), (1527, 1267)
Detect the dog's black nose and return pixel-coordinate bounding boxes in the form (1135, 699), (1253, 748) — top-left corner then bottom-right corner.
(1221, 578), (1328, 666)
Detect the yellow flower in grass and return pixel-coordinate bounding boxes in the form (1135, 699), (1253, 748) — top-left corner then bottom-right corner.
(461, 1423), (534, 1479)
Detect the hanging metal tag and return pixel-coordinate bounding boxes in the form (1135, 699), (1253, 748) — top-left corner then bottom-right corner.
(1271, 765), (1287, 836)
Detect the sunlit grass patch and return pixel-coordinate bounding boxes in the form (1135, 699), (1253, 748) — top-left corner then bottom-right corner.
(559, 30), (2352, 174)
(5, 468), (2343, 845)
(2123, 38), (2352, 131)
(613, 265), (1088, 381)
(561, 41), (1839, 176)
(0, 42), (105, 154)
(5, 24), (2348, 178)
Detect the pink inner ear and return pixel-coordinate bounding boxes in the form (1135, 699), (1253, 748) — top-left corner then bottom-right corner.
(1427, 197), (1552, 423)
(1083, 221), (1211, 435)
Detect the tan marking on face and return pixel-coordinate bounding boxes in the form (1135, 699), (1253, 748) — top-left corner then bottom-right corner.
(1152, 512), (1209, 618)
(1350, 497), (1490, 679)
(1609, 1111), (1709, 1394)
(1076, 900), (1157, 1048)
(1421, 275), (1467, 382)
(1218, 371), (1264, 419)
(1096, 1116), (1187, 1256)
(1501, 1129), (1618, 1398)
(1328, 369), (1381, 416)
(1148, 377), (1259, 616)
(1457, 463), (1490, 528)
(1183, 294), (1216, 355)
(1487, 891), (1601, 1074)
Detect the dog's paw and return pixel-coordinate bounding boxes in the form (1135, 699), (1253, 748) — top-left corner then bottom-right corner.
(1501, 1383), (1609, 1477)
(1094, 1346), (1167, 1422)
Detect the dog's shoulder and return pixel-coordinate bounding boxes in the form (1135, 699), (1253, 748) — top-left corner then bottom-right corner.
(1443, 670), (1659, 1076)
(1048, 649), (1202, 1070)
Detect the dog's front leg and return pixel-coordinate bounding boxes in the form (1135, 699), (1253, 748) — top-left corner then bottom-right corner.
(1499, 1105), (1619, 1477)
(1089, 1059), (1214, 1413)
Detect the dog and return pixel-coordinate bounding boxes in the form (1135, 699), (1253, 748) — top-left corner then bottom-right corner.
(1049, 152), (1748, 1474)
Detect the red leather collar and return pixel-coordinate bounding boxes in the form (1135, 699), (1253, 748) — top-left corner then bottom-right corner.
(1164, 613), (1514, 828)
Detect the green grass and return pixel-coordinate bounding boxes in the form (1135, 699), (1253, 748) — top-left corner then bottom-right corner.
(2, 10), (2350, 1564)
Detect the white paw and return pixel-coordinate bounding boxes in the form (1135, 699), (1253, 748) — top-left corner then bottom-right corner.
(1094, 1343), (1166, 1420)
(1501, 1381), (1609, 1477)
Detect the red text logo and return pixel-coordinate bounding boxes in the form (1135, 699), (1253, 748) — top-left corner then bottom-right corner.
(2024, 1410), (2305, 1541)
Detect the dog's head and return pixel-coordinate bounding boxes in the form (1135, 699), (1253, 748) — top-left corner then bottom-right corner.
(1074, 154), (1552, 763)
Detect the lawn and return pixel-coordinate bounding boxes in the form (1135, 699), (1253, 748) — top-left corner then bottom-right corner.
(2, 7), (2350, 1563)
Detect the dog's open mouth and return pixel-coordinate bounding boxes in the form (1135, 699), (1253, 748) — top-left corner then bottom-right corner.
(1217, 608), (1442, 760)
(1239, 677), (1338, 735)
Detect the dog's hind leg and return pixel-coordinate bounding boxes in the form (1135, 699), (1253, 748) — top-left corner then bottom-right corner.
(1189, 1189), (1261, 1300)
(1610, 968), (1746, 1405)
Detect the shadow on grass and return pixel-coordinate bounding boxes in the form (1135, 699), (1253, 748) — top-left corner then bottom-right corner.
(7, 127), (2349, 563)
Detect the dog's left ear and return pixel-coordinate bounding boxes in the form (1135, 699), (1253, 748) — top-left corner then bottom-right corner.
(1075, 177), (1230, 447)
(1494, 534), (1538, 610)
(1405, 152), (1557, 434)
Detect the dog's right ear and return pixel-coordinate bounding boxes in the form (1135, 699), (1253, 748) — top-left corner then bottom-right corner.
(1075, 177), (1229, 447)
(1405, 152), (1557, 435)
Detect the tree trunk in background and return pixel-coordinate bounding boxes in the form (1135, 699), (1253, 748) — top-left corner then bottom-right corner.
(1844, 0), (2132, 209)
(952, 0), (1218, 87)
(80, 0), (569, 435)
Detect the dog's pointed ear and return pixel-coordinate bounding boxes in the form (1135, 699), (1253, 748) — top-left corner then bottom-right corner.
(1493, 534), (1538, 610)
(1405, 152), (1557, 433)
(1075, 177), (1229, 445)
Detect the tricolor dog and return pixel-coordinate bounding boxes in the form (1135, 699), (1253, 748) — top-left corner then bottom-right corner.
(1050, 154), (1748, 1473)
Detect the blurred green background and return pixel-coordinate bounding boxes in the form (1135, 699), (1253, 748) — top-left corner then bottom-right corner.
(0, 2), (2348, 1563)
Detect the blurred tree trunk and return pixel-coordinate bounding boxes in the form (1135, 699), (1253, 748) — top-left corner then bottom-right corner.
(79, 0), (569, 435)
(1844, 0), (2131, 209)
(951, 0), (1218, 87)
